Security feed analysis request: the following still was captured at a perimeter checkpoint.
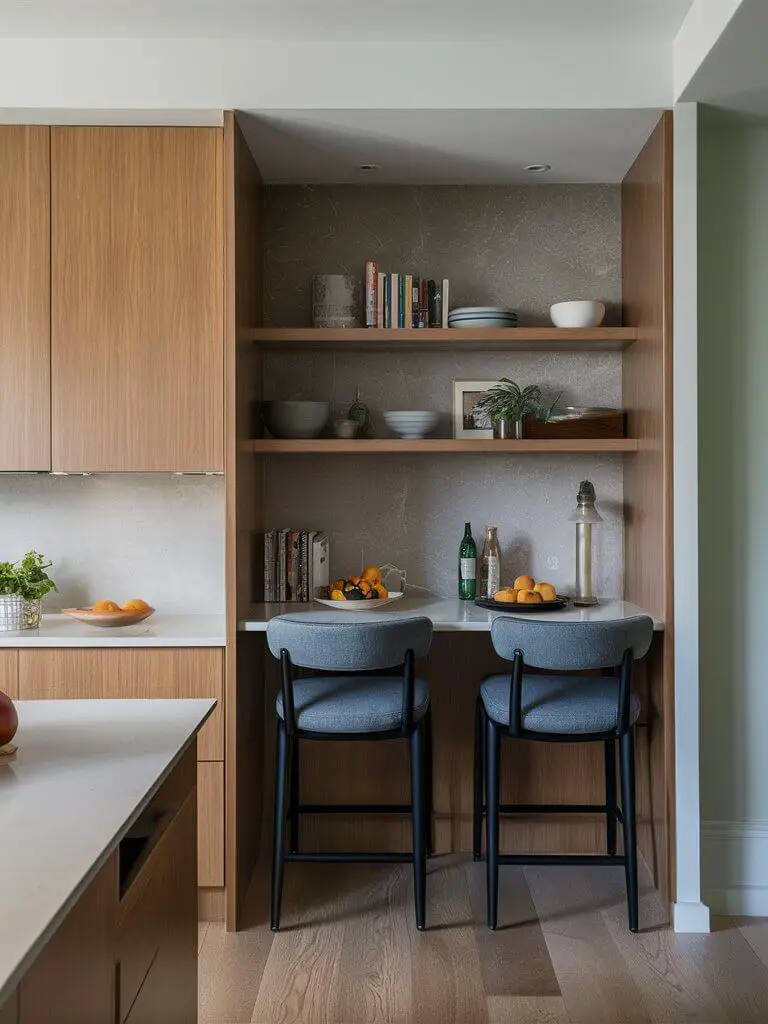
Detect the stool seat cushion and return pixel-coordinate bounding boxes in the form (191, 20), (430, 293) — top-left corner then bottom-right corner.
(276, 675), (430, 734)
(480, 673), (640, 734)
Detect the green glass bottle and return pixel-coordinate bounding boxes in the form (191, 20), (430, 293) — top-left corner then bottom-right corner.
(458, 522), (477, 600)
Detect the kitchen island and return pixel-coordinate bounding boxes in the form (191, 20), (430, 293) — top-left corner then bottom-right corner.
(0, 698), (214, 1022)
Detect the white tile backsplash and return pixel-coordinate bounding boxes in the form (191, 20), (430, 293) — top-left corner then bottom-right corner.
(0, 474), (225, 613)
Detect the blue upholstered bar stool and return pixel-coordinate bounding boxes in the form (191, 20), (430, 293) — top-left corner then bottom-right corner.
(473, 614), (654, 932)
(266, 613), (434, 931)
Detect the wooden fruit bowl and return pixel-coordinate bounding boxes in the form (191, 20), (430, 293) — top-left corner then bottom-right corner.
(63, 607), (155, 628)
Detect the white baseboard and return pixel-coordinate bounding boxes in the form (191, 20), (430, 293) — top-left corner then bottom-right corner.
(702, 820), (768, 916)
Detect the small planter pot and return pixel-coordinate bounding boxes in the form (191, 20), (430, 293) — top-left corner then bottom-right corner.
(0, 595), (43, 631)
(493, 417), (524, 440)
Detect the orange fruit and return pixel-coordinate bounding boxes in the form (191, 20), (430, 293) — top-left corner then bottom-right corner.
(493, 589), (518, 603)
(514, 575), (535, 591)
(92, 600), (120, 613)
(121, 598), (151, 612)
(361, 566), (382, 585)
(517, 589), (543, 604)
(533, 583), (557, 602)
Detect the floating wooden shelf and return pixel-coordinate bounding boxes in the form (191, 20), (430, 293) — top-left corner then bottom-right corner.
(247, 326), (636, 352)
(241, 438), (638, 454)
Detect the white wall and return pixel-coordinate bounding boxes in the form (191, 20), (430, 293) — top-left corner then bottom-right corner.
(698, 106), (768, 914)
(0, 475), (225, 614)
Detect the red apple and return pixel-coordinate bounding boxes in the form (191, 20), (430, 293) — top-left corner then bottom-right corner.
(0, 689), (18, 747)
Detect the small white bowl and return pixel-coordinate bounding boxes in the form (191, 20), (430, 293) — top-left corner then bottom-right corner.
(549, 300), (606, 329)
(384, 411), (439, 440)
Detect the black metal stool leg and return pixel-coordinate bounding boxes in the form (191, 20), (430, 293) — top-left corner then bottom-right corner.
(289, 734), (300, 853)
(473, 696), (485, 861)
(604, 738), (617, 857)
(270, 719), (290, 931)
(619, 727), (639, 932)
(409, 721), (427, 931)
(424, 705), (434, 857)
(485, 716), (501, 929)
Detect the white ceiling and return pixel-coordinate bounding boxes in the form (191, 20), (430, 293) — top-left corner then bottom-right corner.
(0, 0), (694, 41)
(240, 108), (664, 184)
(678, 0), (768, 117)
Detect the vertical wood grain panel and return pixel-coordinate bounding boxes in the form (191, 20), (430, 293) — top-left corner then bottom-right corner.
(224, 111), (266, 929)
(17, 647), (224, 759)
(51, 126), (223, 472)
(0, 989), (17, 1024)
(19, 854), (116, 1024)
(197, 760), (225, 887)
(0, 650), (18, 700)
(0, 126), (50, 471)
(621, 111), (674, 906)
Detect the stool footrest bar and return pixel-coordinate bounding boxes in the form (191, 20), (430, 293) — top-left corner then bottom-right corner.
(284, 852), (413, 864)
(294, 803), (412, 815)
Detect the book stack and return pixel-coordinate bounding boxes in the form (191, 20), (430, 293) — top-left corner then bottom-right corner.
(264, 530), (329, 602)
(365, 261), (449, 329)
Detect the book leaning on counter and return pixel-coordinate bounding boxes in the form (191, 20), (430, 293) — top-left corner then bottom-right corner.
(264, 529), (329, 602)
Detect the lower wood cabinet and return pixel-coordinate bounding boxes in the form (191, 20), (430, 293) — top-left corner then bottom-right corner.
(17, 647), (225, 890)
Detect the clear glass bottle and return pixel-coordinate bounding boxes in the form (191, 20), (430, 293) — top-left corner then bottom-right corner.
(458, 522), (477, 600)
(479, 526), (501, 598)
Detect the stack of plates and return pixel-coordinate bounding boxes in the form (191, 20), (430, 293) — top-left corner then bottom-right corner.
(448, 306), (518, 329)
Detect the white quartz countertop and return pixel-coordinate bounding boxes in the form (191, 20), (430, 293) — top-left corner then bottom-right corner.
(0, 613), (225, 647)
(240, 596), (663, 632)
(0, 698), (215, 1005)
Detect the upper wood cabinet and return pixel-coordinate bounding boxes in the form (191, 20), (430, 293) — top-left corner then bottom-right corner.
(51, 127), (224, 472)
(0, 126), (51, 471)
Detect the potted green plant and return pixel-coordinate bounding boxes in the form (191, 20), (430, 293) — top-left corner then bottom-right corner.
(474, 378), (544, 439)
(0, 551), (57, 630)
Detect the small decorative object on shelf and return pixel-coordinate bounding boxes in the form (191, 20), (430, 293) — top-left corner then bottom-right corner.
(550, 300), (606, 329)
(348, 388), (372, 438)
(479, 526), (501, 598)
(569, 480), (602, 606)
(458, 522), (477, 601)
(474, 378), (543, 440)
(311, 274), (364, 328)
(0, 550), (57, 630)
(332, 417), (358, 439)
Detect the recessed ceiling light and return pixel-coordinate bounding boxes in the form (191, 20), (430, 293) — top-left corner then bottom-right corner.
(358, 163), (379, 172)
(525, 163), (552, 173)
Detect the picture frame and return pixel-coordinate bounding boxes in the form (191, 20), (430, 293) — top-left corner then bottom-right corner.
(452, 380), (500, 439)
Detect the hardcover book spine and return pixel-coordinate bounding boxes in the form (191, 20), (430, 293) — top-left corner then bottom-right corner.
(441, 278), (450, 327)
(264, 529), (276, 602)
(385, 275), (392, 328)
(377, 272), (385, 328)
(419, 279), (429, 327)
(404, 274), (413, 331)
(390, 273), (399, 329)
(365, 261), (377, 328)
(427, 279), (437, 326)
(278, 528), (289, 601)
(412, 275), (420, 328)
(288, 531), (300, 601)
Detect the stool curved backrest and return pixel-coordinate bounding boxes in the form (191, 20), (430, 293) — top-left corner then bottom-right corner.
(266, 612), (433, 672)
(490, 614), (654, 671)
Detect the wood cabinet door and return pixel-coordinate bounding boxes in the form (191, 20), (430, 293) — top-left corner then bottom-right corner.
(0, 126), (51, 470)
(51, 127), (223, 472)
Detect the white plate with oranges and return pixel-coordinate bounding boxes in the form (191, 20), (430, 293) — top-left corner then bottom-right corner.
(475, 576), (567, 612)
(63, 599), (155, 627)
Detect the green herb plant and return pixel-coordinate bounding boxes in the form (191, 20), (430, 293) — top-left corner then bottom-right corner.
(0, 551), (58, 601)
(474, 378), (544, 426)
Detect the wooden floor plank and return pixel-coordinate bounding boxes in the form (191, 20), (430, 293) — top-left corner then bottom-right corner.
(198, 863), (275, 1024)
(465, 860), (560, 998)
(330, 865), (413, 1024)
(525, 865), (652, 1023)
(410, 856), (488, 1024)
(487, 995), (569, 1023)
(250, 864), (350, 1024)
(735, 917), (768, 971)
(675, 916), (768, 1023)
(601, 891), (728, 1022)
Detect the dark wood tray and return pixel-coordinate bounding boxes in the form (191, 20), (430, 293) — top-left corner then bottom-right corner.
(474, 595), (569, 613)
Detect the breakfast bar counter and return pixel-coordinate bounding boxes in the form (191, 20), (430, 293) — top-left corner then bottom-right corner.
(240, 595), (663, 632)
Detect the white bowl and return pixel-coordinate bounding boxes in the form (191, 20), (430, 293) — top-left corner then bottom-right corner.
(263, 400), (330, 439)
(549, 300), (606, 329)
(315, 591), (405, 611)
(384, 411), (439, 439)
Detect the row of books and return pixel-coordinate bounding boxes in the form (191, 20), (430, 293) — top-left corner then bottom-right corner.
(365, 261), (449, 329)
(263, 529), (330, 602)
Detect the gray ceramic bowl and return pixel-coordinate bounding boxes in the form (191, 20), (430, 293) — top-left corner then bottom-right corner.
(263, 400), (330, 439)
